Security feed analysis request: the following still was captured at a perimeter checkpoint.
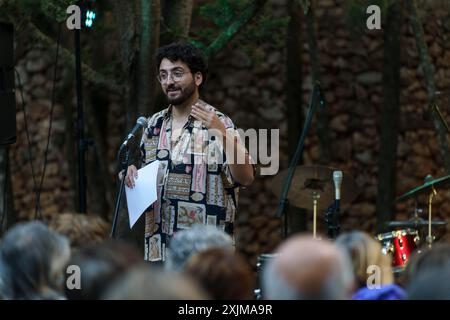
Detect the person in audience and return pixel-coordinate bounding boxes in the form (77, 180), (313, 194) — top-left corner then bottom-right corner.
(165, 224), (233, 271)
(0, 221), (70, 300)
(184, 247), (254, 299)
(335, 231), (405, 300)
(102, 265), (208, 300)
(48, 212), (110, 252)
(406, 262), (450, 300)
(262, 235), (354, 300)
(401, 243), (450, 287)
(64, 240), (143, 300)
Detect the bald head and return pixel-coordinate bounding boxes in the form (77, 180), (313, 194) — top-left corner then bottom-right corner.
(262, 235), (354, 300)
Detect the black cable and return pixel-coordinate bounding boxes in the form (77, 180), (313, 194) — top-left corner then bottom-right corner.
(15, 69), (42, 219)
(0, 147), (9, 235)
(14, 23), (63, 220)
(36, 23), (62, 218)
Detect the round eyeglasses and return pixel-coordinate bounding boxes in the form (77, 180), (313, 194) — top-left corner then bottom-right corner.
(157, 70), (190, 83)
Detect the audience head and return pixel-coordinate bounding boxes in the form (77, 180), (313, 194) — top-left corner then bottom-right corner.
(335, 231), (393, 288)
(262, 235), (354, 300)
(0, 221), (70, 299)
(48, 212), (110, 252)
(402, 243), (450, 287)
(102, 265), (208, 300)
(65, 240), (143, 300)
(184, 247), (254, 299)
(165, 224), (233, 271)
(406, 263), (450, 300)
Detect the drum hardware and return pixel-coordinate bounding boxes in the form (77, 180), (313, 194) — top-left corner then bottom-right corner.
(395, 174), (450, 202)
(394, 174), (449, 249)
(270, 165), (356, 239)
(254, 253), (279, 300)
(385, 219), (447, 228)
(312, 191), (320, 239)
(377, 229), (419, 269)
(426, 185), (437, 248)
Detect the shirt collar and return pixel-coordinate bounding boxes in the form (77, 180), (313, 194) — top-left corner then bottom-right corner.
(163, 100), (204, 126)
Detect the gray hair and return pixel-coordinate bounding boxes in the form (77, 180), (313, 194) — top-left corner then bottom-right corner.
(102, 265), (208, 300)
(0, 221), (71, 299)
(262, 247), (354, 300)
(165, 224), (233, 271)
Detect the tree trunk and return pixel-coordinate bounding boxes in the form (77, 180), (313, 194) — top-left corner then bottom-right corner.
(305, 4), (331, 165)
(376, 0), (402, 233)
(111, 0), (140, 130)
(161, 0), (194, 44)
(406, 0), (450, 173)
(286, 0), (306, 234)
(84, 94), (114, 218)
(138, 0), (161, 116)
(61, 71), (78, 213)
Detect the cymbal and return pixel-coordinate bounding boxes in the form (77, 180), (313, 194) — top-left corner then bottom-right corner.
(269, 165), (357, 211)
(396, 174), (450, 202)
(386, 219), (447, 228)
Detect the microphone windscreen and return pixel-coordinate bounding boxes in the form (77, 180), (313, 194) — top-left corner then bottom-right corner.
(137, 116), (148, 127)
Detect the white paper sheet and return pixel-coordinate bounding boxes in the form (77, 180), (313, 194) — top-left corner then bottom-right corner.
(125, 160), (160, 228)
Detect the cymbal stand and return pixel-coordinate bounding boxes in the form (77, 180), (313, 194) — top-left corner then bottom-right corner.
(426, 185), (437, 248)
(312, 191), (320, 239)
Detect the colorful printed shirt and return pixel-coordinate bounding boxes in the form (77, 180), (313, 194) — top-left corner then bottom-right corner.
(140, 99), (244, 262)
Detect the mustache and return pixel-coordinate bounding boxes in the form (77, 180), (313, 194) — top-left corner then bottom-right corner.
(167, 85), (181, 91)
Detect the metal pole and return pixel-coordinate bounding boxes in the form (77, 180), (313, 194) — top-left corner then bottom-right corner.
(75, 27), (87, 213)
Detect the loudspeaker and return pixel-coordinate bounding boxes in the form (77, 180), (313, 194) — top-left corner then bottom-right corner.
(0, 21), (16, 145)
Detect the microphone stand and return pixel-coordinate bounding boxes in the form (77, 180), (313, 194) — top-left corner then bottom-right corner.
(110, 146), (130, 239)
(324, 202), (336, 239)
(324, 201), (341, 239)
(432, 103), (450, 135)
(275, 83), (324, 238)
(74, 5), (88, 213)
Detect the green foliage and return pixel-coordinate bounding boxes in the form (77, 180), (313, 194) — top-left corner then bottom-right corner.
(41, 0), (74, 22)
(199, 0), (252, 29)
(344, 0), (388, 34)
(5, 0), (74, 22)
(237, 13), (289, 63)
(295, 0), (311, 14)
(191, 0), (289, 63)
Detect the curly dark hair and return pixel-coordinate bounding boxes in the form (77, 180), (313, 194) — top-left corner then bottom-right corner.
(155, 42), (208, 90)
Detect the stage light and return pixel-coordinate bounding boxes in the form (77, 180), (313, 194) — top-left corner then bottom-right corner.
(85, 10), (96, 28)
(78, 0), (96, 29)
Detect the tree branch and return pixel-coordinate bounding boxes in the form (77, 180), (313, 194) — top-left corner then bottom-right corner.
(204, 0), (269, 58)
(27, 21), (125, 95)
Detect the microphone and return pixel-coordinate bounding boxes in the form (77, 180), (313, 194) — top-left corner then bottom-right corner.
(333, 171), (343, 202)
(316, 81), (327, 109)
(120, 116), (148, 151)
(333, 171), (343, 236)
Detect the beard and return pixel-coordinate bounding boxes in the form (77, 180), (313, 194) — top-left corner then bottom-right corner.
(165, 81), (197, 106)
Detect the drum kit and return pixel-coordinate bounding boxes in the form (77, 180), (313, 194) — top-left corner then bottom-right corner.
(268, 165), (449, 273)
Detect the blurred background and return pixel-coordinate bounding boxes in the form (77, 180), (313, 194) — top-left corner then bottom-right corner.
(1, 0), (450, 271)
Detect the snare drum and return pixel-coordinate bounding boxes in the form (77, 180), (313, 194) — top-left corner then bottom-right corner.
(377, 229), (419, 269)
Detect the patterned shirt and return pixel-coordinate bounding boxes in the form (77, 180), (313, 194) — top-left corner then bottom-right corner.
(140, 99), (244, 262)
